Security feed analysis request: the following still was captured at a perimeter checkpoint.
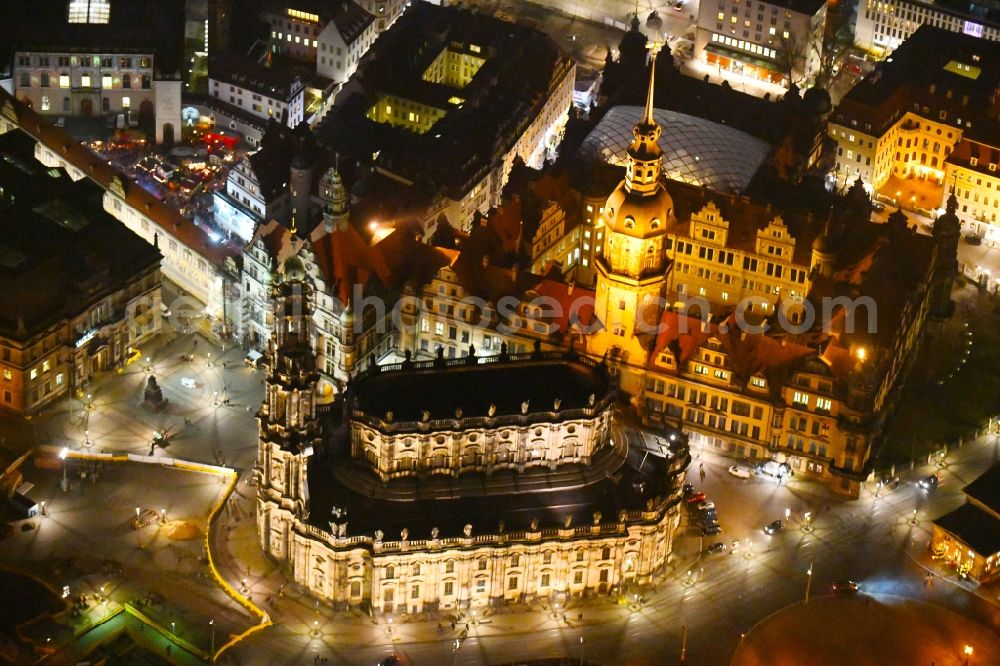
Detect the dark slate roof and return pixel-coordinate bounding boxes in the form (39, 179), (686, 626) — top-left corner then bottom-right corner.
(350, 355), (611, 422)
(0, 0), (186, 79)
(315, 2), (573, 201)
(0, 129), (161, 341)
(963, 464), (1000, 517)
(933, 502), (1000, 557)
(833, 26), (1000, 138)
(209, 52), (300, 99)
(306, 427), (679, 539)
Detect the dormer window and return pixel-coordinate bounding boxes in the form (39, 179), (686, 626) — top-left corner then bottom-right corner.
(650, 218), (661, 230)
(624, 217), (635, 229)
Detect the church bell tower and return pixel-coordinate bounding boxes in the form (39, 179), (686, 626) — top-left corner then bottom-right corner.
(589, 54), (674, 388)
(255, 251), (322, 562)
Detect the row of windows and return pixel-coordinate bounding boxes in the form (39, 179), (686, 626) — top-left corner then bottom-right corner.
(20, 72), (150, 90)
(381, 547), (616, 582)
(17, 55), (150, 69)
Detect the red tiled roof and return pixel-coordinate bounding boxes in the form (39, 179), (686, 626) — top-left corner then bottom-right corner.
(648, 310), (815, 381)
(311, 224), (381, 304)
(485, 197), (523, 254)
(529, 279), (596, 333)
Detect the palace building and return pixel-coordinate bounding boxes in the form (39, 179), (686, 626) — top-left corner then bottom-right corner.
(248, 56), (956, 500)
(256, 255), (690, 614)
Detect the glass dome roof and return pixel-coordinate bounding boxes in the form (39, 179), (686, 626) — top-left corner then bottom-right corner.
(578, 106), (771, 194)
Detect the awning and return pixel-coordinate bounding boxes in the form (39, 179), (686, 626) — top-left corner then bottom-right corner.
(246, 349), (263, 362)
(705, 43), (784, 74)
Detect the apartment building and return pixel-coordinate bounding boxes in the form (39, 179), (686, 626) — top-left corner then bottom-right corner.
(855, 0), (1000, 55)
(695, 0), (827, 85)
(828, 26), (1000, 193)
(943, 128), (1000, 239)
(209, 52), (304, 128)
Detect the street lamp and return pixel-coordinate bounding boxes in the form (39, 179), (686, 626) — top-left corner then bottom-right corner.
(160, 508), (166, 524)
(452, 638), (461, 666)
(59, 448), (69, 492)
(911, 509), (918, 525)
(803, 511), (813, 532)
(170, 621), (175, 635)
(964, 644), (973, 665)
(579, 635), (585, 666)
(785, 507), (791, 520)
(805, 564), (814, 604)
(40, 500), (46, 516)
(84, 429), (91, 449)
(209, 619), (215, 655)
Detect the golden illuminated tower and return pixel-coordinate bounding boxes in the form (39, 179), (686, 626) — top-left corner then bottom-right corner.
(589, 55), (673, 392)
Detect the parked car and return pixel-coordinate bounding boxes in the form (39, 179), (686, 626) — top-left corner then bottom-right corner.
(764, 519), (784, 535)
(918, 474), (939, 490)
(832, 580), (859, 593)
(698, 516), (719, 528)
(879, 473), (901, 489)
(707, 542), (727, 554)
(686, 492), (706, 504)
(872, 202), (885, 212)
(964, 233), (983, 245)
(701, 524), (723, 536)
(697, 501), (716, 511)
(728, 465), (752, 479)
(683, 483), (695, 495)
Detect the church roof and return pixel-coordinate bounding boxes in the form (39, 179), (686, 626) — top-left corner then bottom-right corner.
(351, 354), (611, 422)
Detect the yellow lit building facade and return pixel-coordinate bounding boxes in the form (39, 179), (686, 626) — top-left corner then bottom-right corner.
(943, 133), (1000, 240)
(828, 26), (1000, 197)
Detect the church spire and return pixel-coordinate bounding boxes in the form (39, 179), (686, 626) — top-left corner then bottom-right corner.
(642, 52), (656, 127)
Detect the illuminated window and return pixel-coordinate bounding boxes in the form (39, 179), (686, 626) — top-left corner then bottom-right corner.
(2, 369), (11, 380)
(80, 74), (91, 87)
(101, 74), (112, 88)
(782, 30), (790, 39)
(769, 26), (776, 35)
(792, 391), (809, 407)
(122, 96), (130, 108)
(41, 96), (50, 111)
(59, 74), (70, 88)
(30, 368), (38, 380)
(816, 398), (832, 411)
(408, 111), (415, 121)
(68, 0), (110, 24)
(42, 360), (50, 372)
